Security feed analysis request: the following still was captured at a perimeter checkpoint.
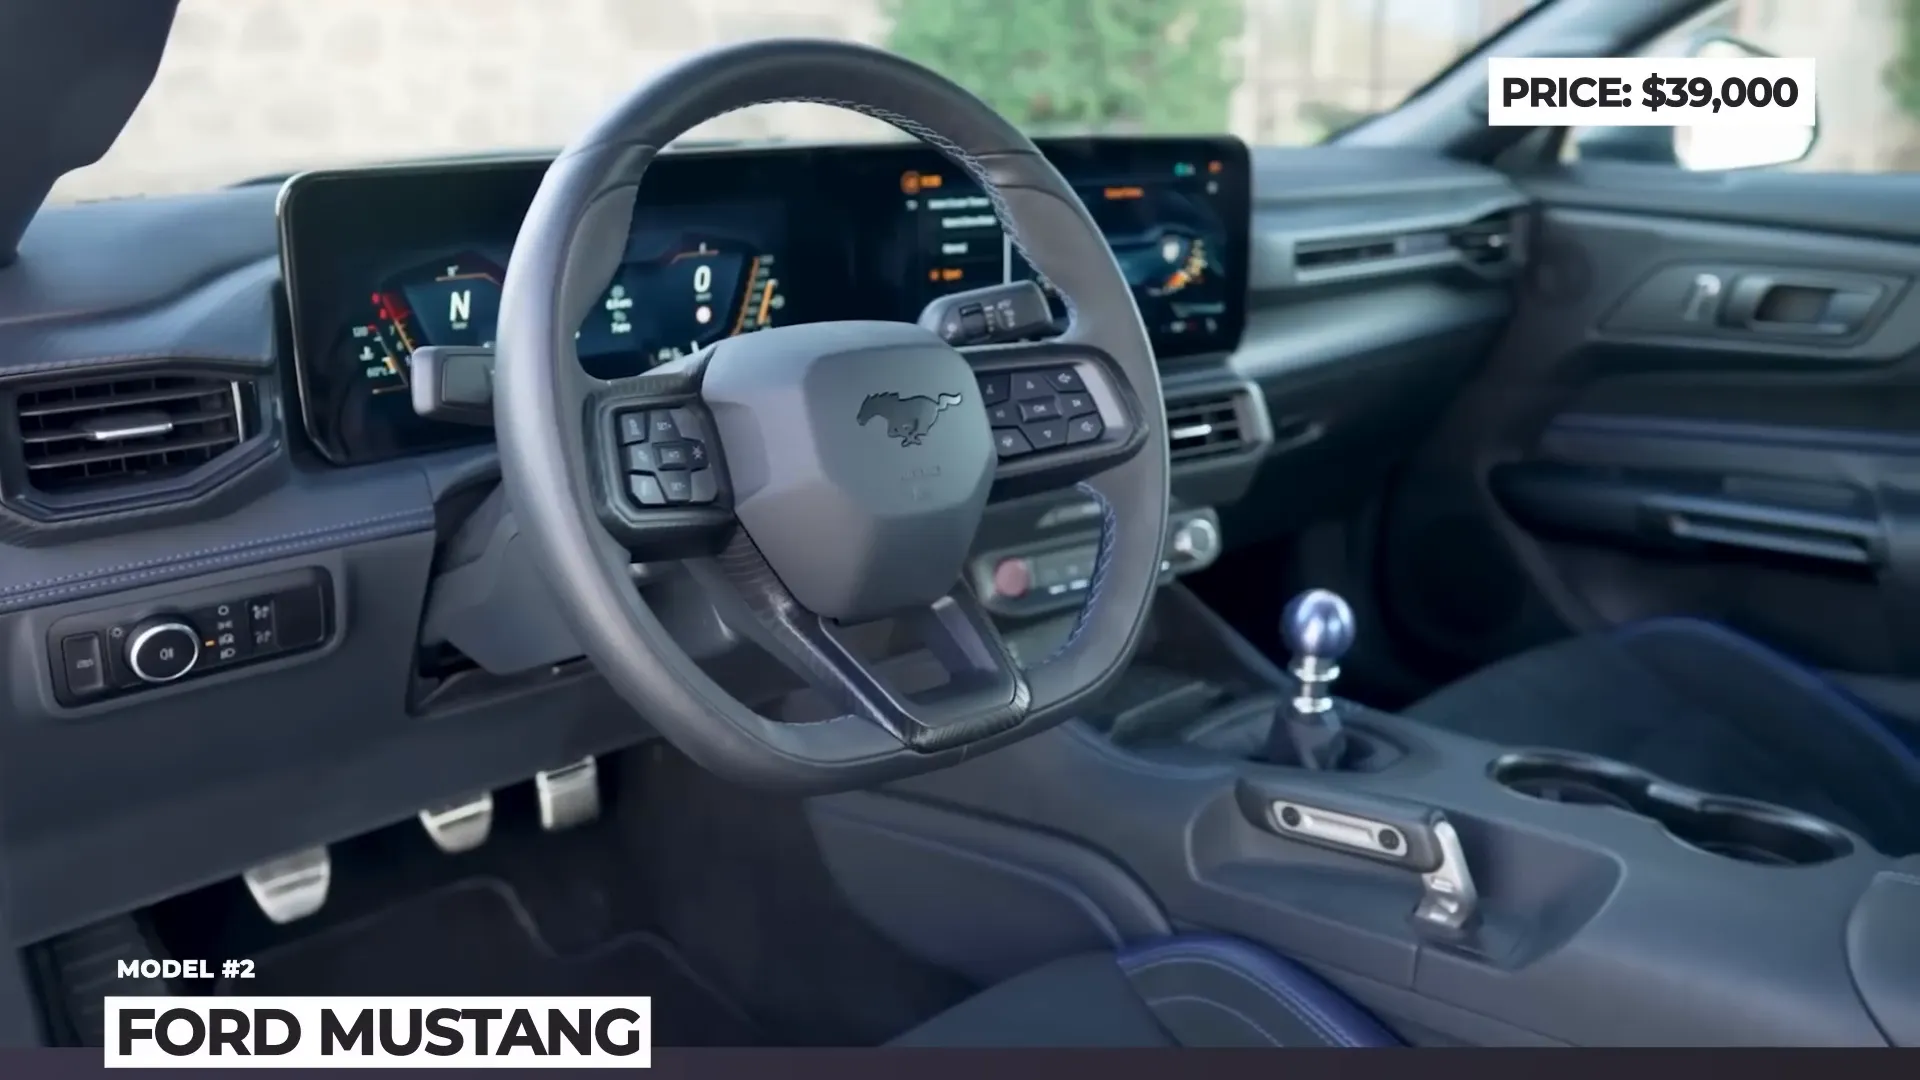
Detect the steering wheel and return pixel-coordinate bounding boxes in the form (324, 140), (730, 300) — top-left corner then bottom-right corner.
(494, 39), (1169, 792)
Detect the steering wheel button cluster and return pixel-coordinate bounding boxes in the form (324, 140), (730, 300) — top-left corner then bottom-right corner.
(984, 366), (1108, 458)
(616, 406), (719, 507)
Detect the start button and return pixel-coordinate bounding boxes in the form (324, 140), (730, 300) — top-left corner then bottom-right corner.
(991, 557), (1033, 599)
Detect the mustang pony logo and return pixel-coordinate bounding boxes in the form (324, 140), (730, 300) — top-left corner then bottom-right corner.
(857, 391), (964, 446)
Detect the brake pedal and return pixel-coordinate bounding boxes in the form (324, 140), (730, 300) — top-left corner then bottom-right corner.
(419, 793), (494, 853)
(242, 847), (331, 925)
(534, 757), (600, 832)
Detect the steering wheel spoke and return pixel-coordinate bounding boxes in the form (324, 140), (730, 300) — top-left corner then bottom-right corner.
(963, 339), (1152, 500)
(585, 375), (736, 558)
(700, 535), (1031, 752)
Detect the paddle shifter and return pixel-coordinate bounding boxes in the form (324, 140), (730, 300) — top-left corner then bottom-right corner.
(1265, 589), (1355, 770)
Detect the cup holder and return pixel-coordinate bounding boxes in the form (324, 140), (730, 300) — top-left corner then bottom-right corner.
(1490, 751), (1853, 867)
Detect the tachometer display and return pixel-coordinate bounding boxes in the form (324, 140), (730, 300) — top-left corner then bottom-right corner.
(349, 253), (504, 396)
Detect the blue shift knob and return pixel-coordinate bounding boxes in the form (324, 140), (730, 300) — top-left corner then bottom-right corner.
(1281, 589), (1355, 662)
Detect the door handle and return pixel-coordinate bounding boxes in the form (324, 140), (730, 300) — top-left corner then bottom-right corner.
(1721, 274), (1881, 336)
(1646, 494), (1882, 567)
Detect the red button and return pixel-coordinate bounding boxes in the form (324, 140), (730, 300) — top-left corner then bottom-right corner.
(991, 558), (1032, 598)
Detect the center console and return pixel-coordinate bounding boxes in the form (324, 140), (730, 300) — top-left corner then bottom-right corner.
(807, 583), (1916, 1046)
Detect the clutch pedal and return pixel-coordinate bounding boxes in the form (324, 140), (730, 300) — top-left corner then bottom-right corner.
(418, 793), (494, 853)
(241, 847), (331, 925)
(534, 757), (600, 832)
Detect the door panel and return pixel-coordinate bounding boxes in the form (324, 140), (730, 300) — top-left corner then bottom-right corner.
(1375, 161), (1920, 716)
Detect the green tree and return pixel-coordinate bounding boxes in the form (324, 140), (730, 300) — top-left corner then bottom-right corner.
(1888, 0), (1920, 123)
(882, 0), (1244, 135)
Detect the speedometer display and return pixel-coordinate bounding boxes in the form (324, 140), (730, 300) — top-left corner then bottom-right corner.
(576, 228), (784, 377)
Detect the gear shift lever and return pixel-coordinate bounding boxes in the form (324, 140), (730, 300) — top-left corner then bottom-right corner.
(1266, 589), (1355, 770)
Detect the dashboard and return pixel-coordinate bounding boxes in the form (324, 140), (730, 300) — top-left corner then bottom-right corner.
(278, 137), (1251, 465)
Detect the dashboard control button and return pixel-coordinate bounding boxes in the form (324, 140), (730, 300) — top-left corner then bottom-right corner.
(959, 305), (988, 341)
(1066, 414), (1105, 444)
(669, 407), (704, 439)
(686, 440), (710, 469)
(653, 441), (693, 469)
(646, 410), (681, 441)
(986, 402), (1017, 427)
(977, 374), (1009, 406)
(127, 619), (200, 684)
(991, 558), (1033, 599)
(658, 470), (695, 504)
(618, 412), (649, 444)
(1011, 372), (1050, 399)
(1024, 419), (1067, 449)
(1169, 516), (1221, 566)
(190, 603), (249, 665)
(60, 633), (107, 696)
(688, 469), (719, 504)
(1041, 367), (1086, 393)
(992, 428), (1033, 457)
(273, 587), (328, 651)
(625, 443), (658, 472)
(1018, 397), (1060, 422)
(246, 598), (279, 652)
(629, 474), (666, 506)
(1060, 391), (1095, 417)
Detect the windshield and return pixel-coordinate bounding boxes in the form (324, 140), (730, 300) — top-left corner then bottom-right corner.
(48, 0), (1533, 204)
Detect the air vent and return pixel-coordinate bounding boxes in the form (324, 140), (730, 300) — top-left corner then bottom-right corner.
(12, 372), (248, 497)
(1294, 237), (1403, 270)
(1450, 213), (1516, 266)
(1167, 395), (1249, 463)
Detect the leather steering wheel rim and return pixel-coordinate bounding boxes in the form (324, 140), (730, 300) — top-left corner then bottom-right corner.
(494, 38), (1169, 792)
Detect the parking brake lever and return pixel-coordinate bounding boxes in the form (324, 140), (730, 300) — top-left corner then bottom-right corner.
(1234, 777), (1481, 937)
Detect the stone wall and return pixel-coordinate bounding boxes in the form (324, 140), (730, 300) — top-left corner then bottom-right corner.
(51, 0), (898, 202)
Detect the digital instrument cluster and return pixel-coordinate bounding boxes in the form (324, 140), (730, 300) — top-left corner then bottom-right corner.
(280, 137), (1249, 465)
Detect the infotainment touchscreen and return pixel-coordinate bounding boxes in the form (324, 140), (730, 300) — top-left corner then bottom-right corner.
(889, 139), (1248, 357)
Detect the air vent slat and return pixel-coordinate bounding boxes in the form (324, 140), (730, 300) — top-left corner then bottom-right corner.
(9, 373), (248, 498)
(16, 385), (228, 420)
(25, 432), (240, 472)
(1166, 395), (1249, 463)
(21, 407), (237, 446)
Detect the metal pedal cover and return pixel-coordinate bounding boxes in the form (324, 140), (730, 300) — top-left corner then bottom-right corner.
(534, 757), (600, 832)
(241, 847), (331, 925)
(419, 793), (494, 853)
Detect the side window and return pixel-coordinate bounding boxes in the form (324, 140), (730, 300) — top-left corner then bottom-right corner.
(1566, 0), (1905, 173)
